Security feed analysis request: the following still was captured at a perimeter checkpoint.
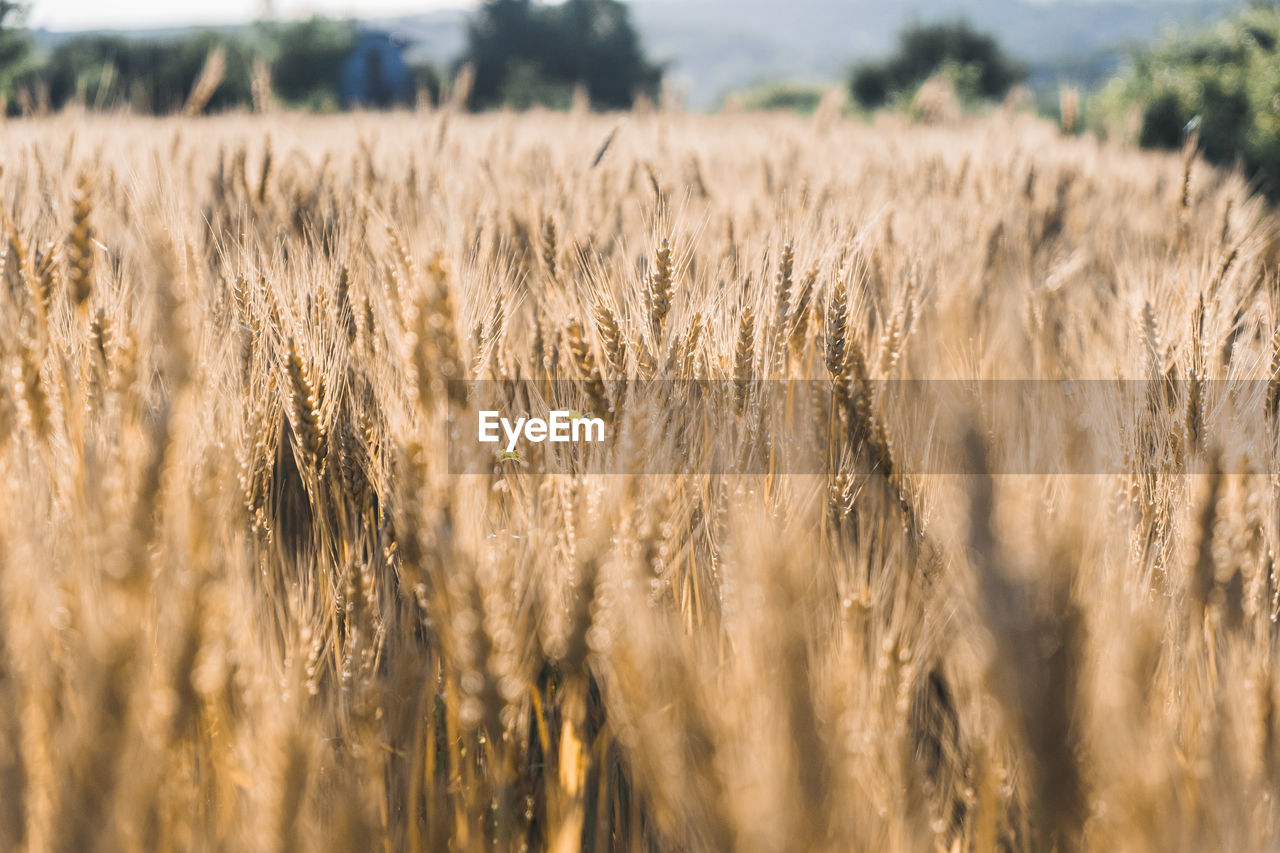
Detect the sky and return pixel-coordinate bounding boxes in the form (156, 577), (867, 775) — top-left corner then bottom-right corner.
(27, 0), (476, 30)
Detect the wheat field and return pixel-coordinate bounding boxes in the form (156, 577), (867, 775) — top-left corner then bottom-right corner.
(0, 105), (1277, 851)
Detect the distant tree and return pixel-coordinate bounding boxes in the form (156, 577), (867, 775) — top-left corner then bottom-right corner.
(553, 0), (660, 108)
(0, 1), (32, 97)
(499, 60), (574, 110)
(17, 31), (252, 114)
(259, 17), (355, 109)
(4, 13), (437, 115)
(849, 20), (1027, 109)
(849, 64), (890, 109)
(166, 32), (253, 112)
(464, 0), (540, 107)
(1096, 4), (1280, 199)
(461, 0), (661, 110)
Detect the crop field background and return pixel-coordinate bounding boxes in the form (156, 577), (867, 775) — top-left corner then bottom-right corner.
(0, 105), (1278, 851)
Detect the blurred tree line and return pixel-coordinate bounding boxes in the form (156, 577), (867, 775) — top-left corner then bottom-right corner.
(1096, 2), (1280, 200)
(848, 20), (1027, 110)
(843, 9), (1280, 202)
(0, 0), (661, 115)
(461, 0), (661, 109)
(0, 7), (442, 114)
(0, 0), (1278, 203)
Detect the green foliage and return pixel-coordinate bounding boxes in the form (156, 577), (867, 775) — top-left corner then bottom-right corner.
(500, 60), (574, 109)
(1096, 4), (1280, 199)
(462, 0), (662, 110)
(0, 1), (32, 97)
(849, 20), (1027, 109)
(728, 81), (826, 114)
(16, 31), (253, 113)
(8, 16), (442, 115)
(255, 17), (355, 108)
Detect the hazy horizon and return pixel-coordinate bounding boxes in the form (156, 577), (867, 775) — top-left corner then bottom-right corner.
(26, 0), (1225, 32)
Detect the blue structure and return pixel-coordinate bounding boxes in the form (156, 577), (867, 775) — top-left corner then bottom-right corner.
(339, 31), (414, 109)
